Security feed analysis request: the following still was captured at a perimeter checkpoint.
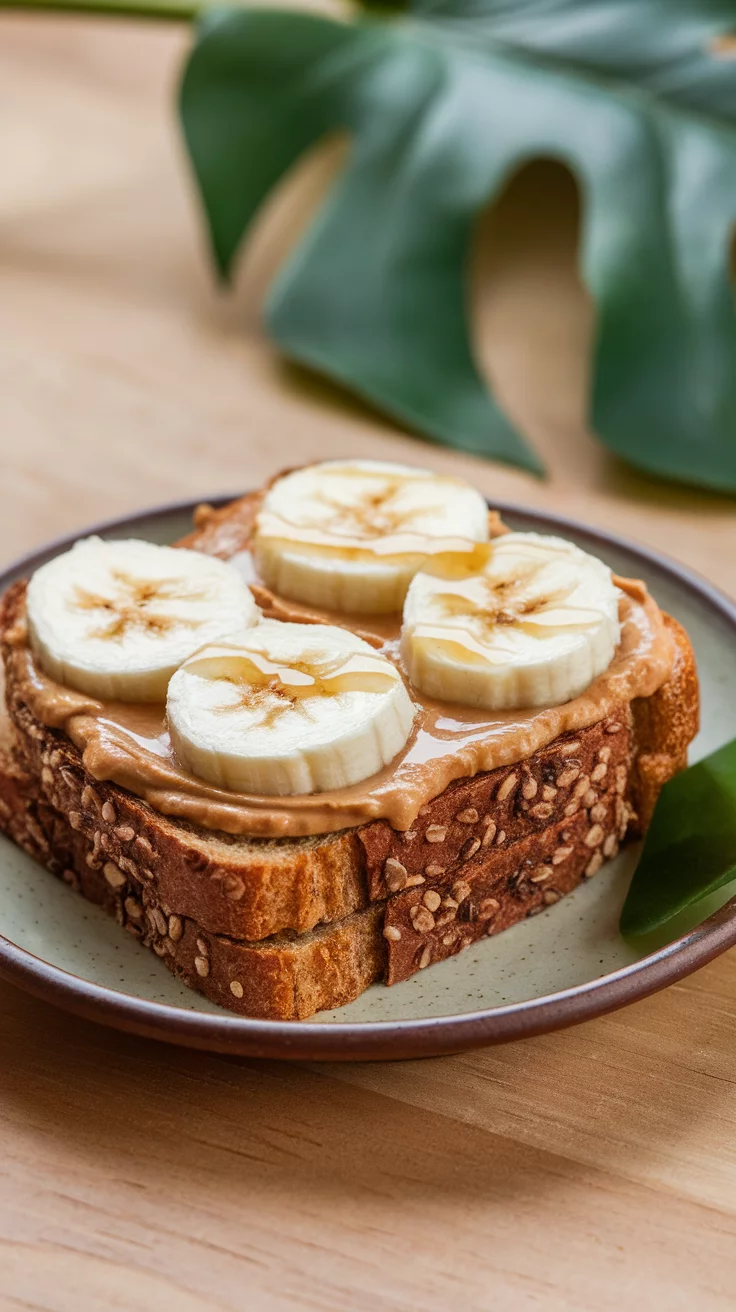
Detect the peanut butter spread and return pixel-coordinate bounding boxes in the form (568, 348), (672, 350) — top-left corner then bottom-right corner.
(8, 561), (675, 838)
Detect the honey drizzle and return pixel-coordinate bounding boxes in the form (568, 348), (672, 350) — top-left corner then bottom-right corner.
(183, 643), (399, 729)
(255, 465), (492, 563)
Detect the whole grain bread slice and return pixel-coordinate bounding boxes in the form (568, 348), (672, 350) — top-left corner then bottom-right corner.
(0, 491), (699, 1019)
(0, 748), (385, 1019)
(0, 578), (698, 944)
(0, 612), (698, 1019)
(0, 630), (697, 1019)
(0, 738), (621, 1019)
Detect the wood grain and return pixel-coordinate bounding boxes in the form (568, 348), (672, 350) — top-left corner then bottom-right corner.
(0, 15), (735, 1310)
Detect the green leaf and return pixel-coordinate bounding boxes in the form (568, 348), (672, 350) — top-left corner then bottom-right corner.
(180, 1), (736, 488)
(1, 0), (200, 18)
(620, 738), (736, 938)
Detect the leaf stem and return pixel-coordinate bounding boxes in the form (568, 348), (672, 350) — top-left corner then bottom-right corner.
(0, 0), (198, 20)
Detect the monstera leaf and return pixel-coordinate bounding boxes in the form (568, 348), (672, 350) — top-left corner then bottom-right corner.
(621, 737), (736, 937)
(180, 1), (736, 488)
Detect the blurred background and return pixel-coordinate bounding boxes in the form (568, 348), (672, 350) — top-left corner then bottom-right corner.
(1, 8), (732, 590)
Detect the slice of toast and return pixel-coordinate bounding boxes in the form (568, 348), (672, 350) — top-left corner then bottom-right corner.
(0, 738), (621, 1019)
(0, 495), (699, 1019)
(0, 583), (697, 942)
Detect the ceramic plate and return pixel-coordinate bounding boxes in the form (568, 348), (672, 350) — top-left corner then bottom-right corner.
(0, 498), (734, 1061)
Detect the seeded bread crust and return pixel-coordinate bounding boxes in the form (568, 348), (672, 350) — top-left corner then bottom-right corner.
(383, 791), (624, 985)
(0, 753), (384, 1020)
(359, 711), (633, 899)
(0, 741), (619, 1019)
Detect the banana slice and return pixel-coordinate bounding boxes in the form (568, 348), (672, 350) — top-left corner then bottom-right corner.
(26, 537), (259, 702)
(167, 619), (416, 795)
(401, 533), (621, 710)
(253, 459), (490, 614)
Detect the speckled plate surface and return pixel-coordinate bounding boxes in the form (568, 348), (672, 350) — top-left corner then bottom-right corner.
(0, 498), (735, 1061)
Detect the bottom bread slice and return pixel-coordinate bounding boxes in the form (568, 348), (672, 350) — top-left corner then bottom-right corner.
(0, 747), (386, 1019)
(0, 746), (626, 1020)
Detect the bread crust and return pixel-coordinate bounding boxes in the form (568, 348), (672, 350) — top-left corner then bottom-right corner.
(629, 614), (699, 833)
(359, 711), (633, 898)
(383, 791), (624, 985)
(0, 756), (383, 1020)
(0, 743), (620, 1019)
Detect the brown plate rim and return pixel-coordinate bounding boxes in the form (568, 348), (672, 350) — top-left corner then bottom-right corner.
(0, 494), (734, 1062)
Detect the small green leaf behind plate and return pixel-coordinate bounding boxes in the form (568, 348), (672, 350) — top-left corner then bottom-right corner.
(620, 738), (736, 939)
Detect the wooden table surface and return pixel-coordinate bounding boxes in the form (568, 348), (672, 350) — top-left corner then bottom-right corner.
(1, 16), (736, 1311)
